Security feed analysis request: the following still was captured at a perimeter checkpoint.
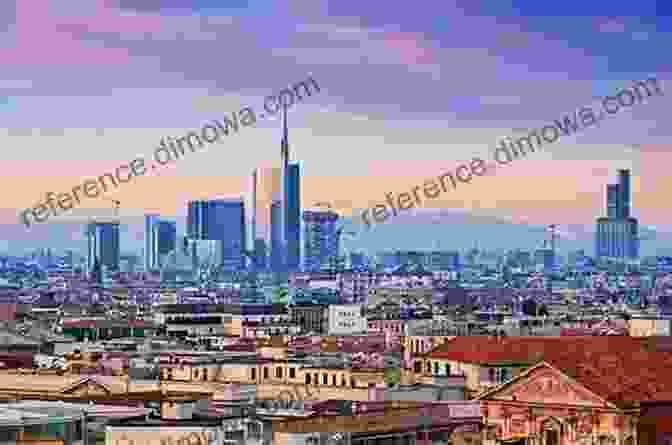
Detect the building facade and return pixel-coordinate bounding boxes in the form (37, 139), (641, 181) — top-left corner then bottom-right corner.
(596, 169), (639, 260)
(270, 200), (283, 271)
(302, 210), (339, 272)
(145, 216), (176, 271)
(86, 221), (120, 273)
(327, 304), (367, 335)
(284, 162), (301, 272)
(187, 199), (246, 270)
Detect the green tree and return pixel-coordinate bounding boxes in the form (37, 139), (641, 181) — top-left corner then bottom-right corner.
(384, 367), (401, 387)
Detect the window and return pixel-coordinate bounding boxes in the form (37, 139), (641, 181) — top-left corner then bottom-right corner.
(489, 368), (495, 382)
(434, 362), (439, 374)
(276, 367), (283, 378)
(332, 375), (337, 385)
(414, 361), (422, 373)
(263, 368), (269, 379)
(426, 362), (431, 373)
(306, 374), (311, 384)
(496, 368), (509, 383)
(251, 368), (256, 380)
(289, 368), (296, 379)
(323, 373), (328, 385)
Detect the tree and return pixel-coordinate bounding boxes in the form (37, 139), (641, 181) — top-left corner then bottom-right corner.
(384, 367), (401, 387)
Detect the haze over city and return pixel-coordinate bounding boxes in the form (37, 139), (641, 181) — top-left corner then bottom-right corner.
(0, 2), (671, 445)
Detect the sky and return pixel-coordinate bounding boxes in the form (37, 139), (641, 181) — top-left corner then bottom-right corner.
(1, 0), (671, 241)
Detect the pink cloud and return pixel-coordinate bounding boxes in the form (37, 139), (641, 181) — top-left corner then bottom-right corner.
(0, 0), (165, 65)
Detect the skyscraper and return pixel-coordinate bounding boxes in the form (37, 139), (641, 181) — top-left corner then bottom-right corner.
(146, 215), (177, 271)
(285, 162), (301, 271)
(618, 169), (630, 218)
(187, 201), (209, 240)
(278, 106), (302, 271)
(144, 214), (160, 271)
(250, 169), (257, 255)
(87, 221), (120, 273)
(279, 105), (290, 270)
(596, 169), (639, 260)
(186, 198), (246, 270)
(303, 209), (339, 272)
(156, 220), (177, 262)
(270, 200), (283, 271)
(254, 238), (268, 270)
(607, 184), (619, 218)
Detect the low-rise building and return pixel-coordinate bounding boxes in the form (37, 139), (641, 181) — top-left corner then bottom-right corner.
(327, 304), (366, 335)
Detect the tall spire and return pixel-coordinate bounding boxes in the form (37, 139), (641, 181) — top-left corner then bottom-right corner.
(281, 105), (289, 162)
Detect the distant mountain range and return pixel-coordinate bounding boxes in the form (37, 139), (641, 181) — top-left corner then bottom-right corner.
(1, 208), (671, 257)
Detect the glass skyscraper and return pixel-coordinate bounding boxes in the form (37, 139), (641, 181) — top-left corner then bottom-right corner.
(87, 221), (120, 273)
(285, 162), (301, 271)
(303, 209), (339, 272)
(187, 198), (246, 270)
(596, 169), (639, 259)
(270, 200), (283, 271)
(144, 214), (159, 271)
(145, 215), (177, 271)
(156, 220), (177, 259)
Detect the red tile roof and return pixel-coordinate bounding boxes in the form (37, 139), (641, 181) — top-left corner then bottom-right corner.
(431, 336), (672, 406)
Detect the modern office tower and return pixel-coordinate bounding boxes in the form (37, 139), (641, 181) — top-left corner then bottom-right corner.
(270, 200), (283, 271)
(187, 200), (209, 240)
(302, 209), (339, 272)
(145, 216), (177, 271)
(596, 169), (639, 260)
(285, 162), (301, 271)
(378, 251), (402, 270)
(349, 252), (367, 269)
(534, 248), (555, 272)
(156, 220), (177, 263)
(275, 105), (302, 271)
(186, 198), (246, 270)
(144, 214), (160, 271)
(250, 169), (257, 253)
(618, 169), (631, 218)
(253, 166), (281, 264)
(595, 219), (639, 259)
(280, 106), (290, 266)
(607, 184), (619, 218)
(254, 238), (268, 270)
(86, 221), (120, 273)
(425, 251), (460, 271)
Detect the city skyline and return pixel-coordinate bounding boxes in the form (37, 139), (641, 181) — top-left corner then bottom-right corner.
(0, 1), (669, 236)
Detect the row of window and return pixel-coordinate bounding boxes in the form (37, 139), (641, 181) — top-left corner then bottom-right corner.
(413, 361), (451, 375)
(250, 367), (357, 387)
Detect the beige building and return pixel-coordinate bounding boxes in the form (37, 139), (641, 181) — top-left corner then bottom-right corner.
(627, 315), (672, 336)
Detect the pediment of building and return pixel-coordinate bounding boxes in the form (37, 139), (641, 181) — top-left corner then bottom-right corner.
(482, 363), (607, 407)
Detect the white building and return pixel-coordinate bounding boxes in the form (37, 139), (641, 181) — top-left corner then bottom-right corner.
(327, 304), (366, 335)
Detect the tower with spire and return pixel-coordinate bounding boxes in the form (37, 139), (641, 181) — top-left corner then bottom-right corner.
(278, 104), (301, 271)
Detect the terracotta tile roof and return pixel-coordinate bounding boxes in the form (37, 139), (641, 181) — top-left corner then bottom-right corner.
(430, 336), (672, 406)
